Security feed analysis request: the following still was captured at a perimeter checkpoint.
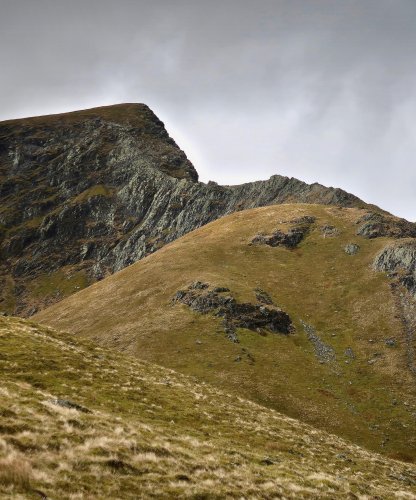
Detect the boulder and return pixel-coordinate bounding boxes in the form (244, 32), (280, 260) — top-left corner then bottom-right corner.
(344, 243), (360, 255)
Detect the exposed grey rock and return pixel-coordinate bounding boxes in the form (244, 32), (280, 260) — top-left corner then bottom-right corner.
(385, 338), (397, 347)
(373, 240), (416, 296)
(356, 213), (416, 239)
(173, 282), (292, 342)
(300, 321), (336, 363)
(389, 282), (416, 376)
(254, 288), (274, 305)
(223, 320), (240, 343)
(344, 347), (355, 359)
(344, 243), (360, 255)
(48, 398), (91, 413)
(321, 225), (340, 237)
(251, 224), (310, 249)
(189, 281), (209, 290)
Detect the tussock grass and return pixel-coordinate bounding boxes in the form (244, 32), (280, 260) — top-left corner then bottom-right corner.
(0, 445), (32, 490)
(1, 316), (416, 498)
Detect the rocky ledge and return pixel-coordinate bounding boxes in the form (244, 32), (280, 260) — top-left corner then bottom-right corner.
(172, 281), (293, 343)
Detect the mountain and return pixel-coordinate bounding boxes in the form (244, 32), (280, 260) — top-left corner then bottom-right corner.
(1, 315), (415, 498)
(35, 203), (416, 463)
(0, 104), (376, 316)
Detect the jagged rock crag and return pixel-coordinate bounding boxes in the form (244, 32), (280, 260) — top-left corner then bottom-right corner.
(0, 104), (372, 315)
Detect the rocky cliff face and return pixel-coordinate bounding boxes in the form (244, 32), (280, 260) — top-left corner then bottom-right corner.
(373, 240), (416, 375)
(374, 240), (416, 295)
(0, 103), (388, 314)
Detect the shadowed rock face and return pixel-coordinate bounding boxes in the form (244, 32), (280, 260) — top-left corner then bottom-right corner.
(0, 104), (374, 315)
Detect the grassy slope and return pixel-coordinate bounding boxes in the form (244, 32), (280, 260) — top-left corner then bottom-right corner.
(35, 204), (416, 462)
(1, 316), (416, 499)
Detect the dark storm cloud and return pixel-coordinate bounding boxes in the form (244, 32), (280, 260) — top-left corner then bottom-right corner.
(1, 0), (416, 218)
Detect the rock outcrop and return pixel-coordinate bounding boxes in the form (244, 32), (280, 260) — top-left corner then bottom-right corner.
(344, 243), (360, 255)
(356, 213), (416, 239)
(373, 239), (416, 375)
(251, 217), (315, 249)
(0, 104), (383, 314)
(373, 240), (416, 296)
(173, 282), (293, 342)
(320, 224), (340, 237)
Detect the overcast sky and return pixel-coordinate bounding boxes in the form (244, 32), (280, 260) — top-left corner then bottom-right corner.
(1, 1), (415, 219)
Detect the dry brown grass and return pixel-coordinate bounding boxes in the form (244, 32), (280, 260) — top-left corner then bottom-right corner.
(1, 316), (416, 498)
(0, 448), (32, 490)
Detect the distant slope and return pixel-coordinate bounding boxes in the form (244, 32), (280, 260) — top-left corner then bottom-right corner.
(0, 103), (376, 316)
(36, 203), (416, 462)
(1, 315), (416, 498)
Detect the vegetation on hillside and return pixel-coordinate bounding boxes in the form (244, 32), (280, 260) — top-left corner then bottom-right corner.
(1, 316), (416, 498)
(36, 204), (416, 462)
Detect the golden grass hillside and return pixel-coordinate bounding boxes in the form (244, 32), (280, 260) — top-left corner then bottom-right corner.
(1, 315), (416, 499)
(35, 204), (416, 462)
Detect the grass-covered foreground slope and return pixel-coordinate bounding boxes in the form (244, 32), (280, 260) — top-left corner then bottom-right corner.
(1, 316), (416, 499)
(35, 204), (416, 462)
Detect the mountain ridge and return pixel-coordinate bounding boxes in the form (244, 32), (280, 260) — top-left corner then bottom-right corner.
(0, 103), (385, 316)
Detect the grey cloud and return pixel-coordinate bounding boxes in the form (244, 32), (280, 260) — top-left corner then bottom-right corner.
(1, 0), (416, 219)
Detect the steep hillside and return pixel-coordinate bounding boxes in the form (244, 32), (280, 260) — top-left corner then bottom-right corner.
(0, 104), (376, 316)
(1, 316), (416, 498)
(36, 203), (416, 462)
